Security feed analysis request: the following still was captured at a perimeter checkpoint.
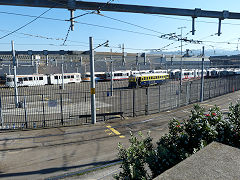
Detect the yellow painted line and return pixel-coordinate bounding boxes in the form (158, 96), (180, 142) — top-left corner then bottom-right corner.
(109, 127), (121, 135)
(105, 125), (124, 138)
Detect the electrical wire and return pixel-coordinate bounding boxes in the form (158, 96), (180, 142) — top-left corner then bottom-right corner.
(0, 7), (54, 40)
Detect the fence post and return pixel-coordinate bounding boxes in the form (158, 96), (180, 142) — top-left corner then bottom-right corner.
(170, 82), (172, 109)
(209, 81), (211, 99)
(178, 82), (181, 107)
(214, 80), (217, 97)
(189, 82), (192, 103)
(145, 87), (149, 115)
(60, 93), (64, 125)
(24, 96), (28, 128)
(132, 88), (135, 117)
(120, 90), (122, 119)
(186, 82), (189, 105)
(218, 79), (220, 96)
(228, 77), (231, 93)
(158, 85), (161, 113)
(0, 95), (3, 127)
(42, 94), (46, 127)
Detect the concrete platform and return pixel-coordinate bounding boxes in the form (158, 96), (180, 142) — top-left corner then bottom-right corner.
(156, 142), (240, 180)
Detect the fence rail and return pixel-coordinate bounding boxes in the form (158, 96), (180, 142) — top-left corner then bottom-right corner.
(0, 76), (239, 130)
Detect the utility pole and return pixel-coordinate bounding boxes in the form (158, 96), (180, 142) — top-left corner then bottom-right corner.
(89, 37), (96, 124)
(11, 41), (18, 108)
(136, 53), (139, 66)
(178, 26), (186, 87)
(143, 53), (146, 65)
(122, 43), (125, 66)
(61, 63), (64, 89)
(110, 49), (113, 96)
(200, 46), (205, 102)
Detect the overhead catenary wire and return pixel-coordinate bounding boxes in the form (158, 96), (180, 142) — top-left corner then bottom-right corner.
(0, 7), (55, 40)
(0, 9), (237, 47)
(1, 9), (240, 53)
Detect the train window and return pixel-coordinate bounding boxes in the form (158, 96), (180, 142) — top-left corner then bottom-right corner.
(29, 77), (33, 81)
(54, 76), (58, 79)
(39, 77), (43, 80)
(67, 75), (70, 79)
(7, 78), (13, 82)
(64, 76), (67, 79)
(23, 77), (28, 81)
(18, 78), (23, 82)
(76, 75), (79, 78)
(71, 75), (74, 78)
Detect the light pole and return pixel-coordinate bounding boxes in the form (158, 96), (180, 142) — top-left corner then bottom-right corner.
(110, 49), (113, 96)
(209, 45), (215, 55)
(89, 38), (109, 124)
(178, 26), (186, 87)
(11, 41), (18, 108)
(200, 46), (205, 102)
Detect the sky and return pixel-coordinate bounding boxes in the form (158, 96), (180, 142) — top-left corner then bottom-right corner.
(0, 0), (240, 55)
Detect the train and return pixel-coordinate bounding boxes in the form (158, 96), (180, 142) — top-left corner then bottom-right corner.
(5, 73), (81, 87)
(4, 68), (240, 87)
(129, 72), (169, 88)
(82, 72), (106, 82)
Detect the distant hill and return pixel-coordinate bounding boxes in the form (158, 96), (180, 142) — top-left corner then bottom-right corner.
(149, 49), (240, 57)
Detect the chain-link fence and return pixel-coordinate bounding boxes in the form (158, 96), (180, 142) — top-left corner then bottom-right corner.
(0, 76), (239, 130)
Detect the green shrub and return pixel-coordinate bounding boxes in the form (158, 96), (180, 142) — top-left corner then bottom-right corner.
(115, 103), (240, 179)
(115, 132), (153, 180)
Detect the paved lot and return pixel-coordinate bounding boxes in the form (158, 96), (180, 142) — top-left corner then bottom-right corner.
(0, 90), (239, 179)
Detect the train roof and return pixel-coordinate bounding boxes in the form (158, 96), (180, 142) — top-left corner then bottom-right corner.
(130, 72), (169, 77)
(6, 74), (46, 78)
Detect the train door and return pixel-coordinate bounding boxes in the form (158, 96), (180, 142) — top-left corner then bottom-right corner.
(47, 75), (51, 85)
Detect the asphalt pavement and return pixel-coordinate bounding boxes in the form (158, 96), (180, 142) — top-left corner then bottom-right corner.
(0, 89), (239, 180)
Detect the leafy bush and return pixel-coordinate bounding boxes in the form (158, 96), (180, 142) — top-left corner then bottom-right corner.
(115, 132), (153, 180)
(115, 103), (240, 179)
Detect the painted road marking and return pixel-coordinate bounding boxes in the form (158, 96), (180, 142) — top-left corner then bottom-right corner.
(105, 125), (125, 138)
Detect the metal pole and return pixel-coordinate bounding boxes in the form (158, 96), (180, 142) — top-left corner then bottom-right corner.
(143, 53), (146, 65)
(89, 37), (96, 124)
(80, 56), (82, 66)
(158, 85), (161, 113)
(11, 40), (16, 66)
(24, 96), (28, 128)
(200, 46), (205, 102)
(35, 60), (38, 74)
(60, 93), (64, 125)
(31, 55), (34, 66)
(12, 41), (19, 107)
(110, 49), (113, 96)
(122, 43), (125, 66)
(145, 87), (149, 115)
(61, 63), (64, 89)
(0, 95), (3, 127)
(136, 53), (138, 66)
(46, 54), (48, 66)
(13, 66), (19, 107)
(8, 64), (11, 75)
(42, 94), (46, 127)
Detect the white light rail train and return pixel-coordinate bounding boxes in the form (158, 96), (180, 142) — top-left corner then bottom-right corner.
(4, 68), (240, 87)
(5, 73), (81, 87)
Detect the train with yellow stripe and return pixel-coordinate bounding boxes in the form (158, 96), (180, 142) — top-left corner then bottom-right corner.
(128, 72), (169, 88)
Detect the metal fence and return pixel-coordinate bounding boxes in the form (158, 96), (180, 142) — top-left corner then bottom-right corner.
(0, 76), (240, 130)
